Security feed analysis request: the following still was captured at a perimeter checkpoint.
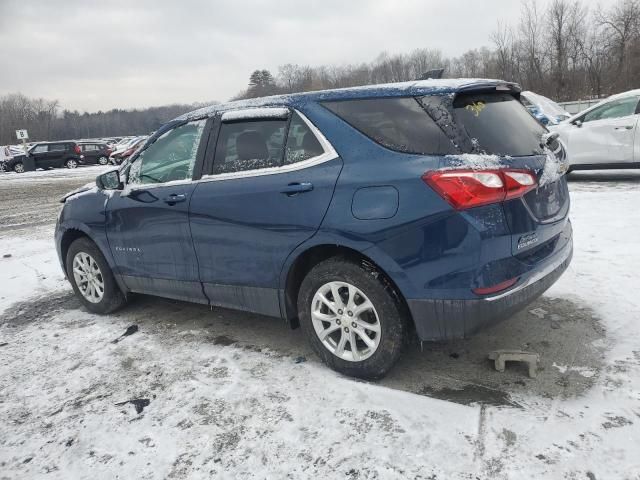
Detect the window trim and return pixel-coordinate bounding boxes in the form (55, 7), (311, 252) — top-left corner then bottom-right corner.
(201, 109), (338, 182)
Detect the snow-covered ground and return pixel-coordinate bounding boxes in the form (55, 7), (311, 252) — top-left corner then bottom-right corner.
(1, 169), (639, 479)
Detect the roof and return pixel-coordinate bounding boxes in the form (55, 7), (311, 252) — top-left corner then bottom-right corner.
(175, 78), (518, 122)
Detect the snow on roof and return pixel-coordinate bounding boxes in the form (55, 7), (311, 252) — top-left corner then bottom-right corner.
(176, 78), (516, 122)
(221, 107), (289, 122)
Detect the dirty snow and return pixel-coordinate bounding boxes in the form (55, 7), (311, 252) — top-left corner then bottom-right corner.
(1, 169), (640, 478)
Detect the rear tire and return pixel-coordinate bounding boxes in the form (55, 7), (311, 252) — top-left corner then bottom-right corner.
(65, 159), (78, 169)
(297, 257), (406, 379)
(97, 156), (109, 165)
(66, 237), (126, 314)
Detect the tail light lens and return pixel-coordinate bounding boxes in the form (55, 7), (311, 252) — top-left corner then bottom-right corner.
(74, 145), (81, 154)
(422, 169), (537, 210)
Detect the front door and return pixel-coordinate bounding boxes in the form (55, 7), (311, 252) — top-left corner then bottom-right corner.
(105, 119), (210, 303)
(569, 95), (640, 166)
(189, 110), (342, 317)
(29, 144), (50, 168)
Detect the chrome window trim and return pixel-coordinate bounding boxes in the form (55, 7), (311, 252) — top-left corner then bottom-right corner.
(200, 109), (339, 183)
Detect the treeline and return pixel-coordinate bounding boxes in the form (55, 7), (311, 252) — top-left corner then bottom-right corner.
(0, 93), (206, 145)
(3, 0), (639, 145)
(236, 0), (640, 101)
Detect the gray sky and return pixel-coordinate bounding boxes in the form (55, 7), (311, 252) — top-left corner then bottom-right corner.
(0, 0), (610, 112)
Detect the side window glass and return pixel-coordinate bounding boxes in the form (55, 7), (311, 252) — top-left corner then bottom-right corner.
(50, 144), (66, 152)
(128, 120), (206, 185)
(32, 145), (48, 154)
(284, 112), (324, 164)
(583, 97), (639, 123)
(212, 119), (287, 174)
(323, 97), (457, 155)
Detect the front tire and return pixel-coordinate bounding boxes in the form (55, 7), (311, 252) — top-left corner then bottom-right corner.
(13, 162), (24, 173)
(297, 257), (406, 379)
(66, 237), (126, 314)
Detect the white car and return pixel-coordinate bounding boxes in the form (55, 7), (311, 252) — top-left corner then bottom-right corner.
(549, 89), (640, 171)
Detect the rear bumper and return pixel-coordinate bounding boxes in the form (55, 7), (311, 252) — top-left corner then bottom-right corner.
(408, 227), (573, 341)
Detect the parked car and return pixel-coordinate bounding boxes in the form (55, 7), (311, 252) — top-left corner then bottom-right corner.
(55, 79), (572, 378)
(6, 141), (83, 173)
(109, 136), (146, 165)
(0, 145), (13, 171)
(549, 89), (640, 171)
(78, 142), (112, 165)
(520, 91), (571, 126)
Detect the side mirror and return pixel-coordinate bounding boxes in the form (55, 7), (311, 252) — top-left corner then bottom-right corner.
(96, 170), (123, 190)
(573, 120), (582, 128)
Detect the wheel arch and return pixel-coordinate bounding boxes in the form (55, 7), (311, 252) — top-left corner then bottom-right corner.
(281, 243), (413, 331)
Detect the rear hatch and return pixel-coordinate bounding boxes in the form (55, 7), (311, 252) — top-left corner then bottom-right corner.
(419, 87), (570, 257)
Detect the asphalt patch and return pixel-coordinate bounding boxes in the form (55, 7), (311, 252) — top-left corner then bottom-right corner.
(115, 398), (150, 414)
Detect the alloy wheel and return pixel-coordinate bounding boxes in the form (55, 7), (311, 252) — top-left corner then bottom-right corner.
(14, 163), (24, 173)
(311, 281), (381, 362)
(98, 156), (108, 165)
(66, 159), (78, 169)
(72, 252), (105, 303)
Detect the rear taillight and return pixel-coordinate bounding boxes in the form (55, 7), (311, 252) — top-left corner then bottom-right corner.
(74, 145), (81, 154)
(422, 169), (537, 210)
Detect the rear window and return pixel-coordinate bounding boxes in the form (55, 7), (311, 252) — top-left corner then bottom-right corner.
(449, 93), (546, 156)
(49, 144), (67, 152)
(323, 97), (456, 155)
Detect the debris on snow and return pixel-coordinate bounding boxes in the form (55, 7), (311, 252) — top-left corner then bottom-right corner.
(110, 325), (139, 344)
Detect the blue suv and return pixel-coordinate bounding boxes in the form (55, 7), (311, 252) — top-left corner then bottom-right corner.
(55, 79), (572, 378)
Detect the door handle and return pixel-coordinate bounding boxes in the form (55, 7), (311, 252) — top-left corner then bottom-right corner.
(163, 193), (187, 205)
(280, 182), (314, 196)
(614, 125), (634, 130)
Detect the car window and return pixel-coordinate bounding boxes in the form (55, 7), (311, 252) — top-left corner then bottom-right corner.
(284, 112), (324, 164)
(49, 144), (67, 152)
(213, 119), (287, 174)
(582, 96), (640, 123)
(323, 97), (457, 155)
(128, 120), (207, 185)
(32, 145), (48, 154)
(82, 144), (97, 152)
(449, 92), (547, 156)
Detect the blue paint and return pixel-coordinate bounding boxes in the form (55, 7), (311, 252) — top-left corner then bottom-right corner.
(56, 79), (572, 341)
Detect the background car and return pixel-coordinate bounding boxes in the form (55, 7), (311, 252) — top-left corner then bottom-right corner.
(109, 136), (147, 165)
(520, 91), (571, 126)
(549, 89), (640, 171)
(78, 142), (112, 165)
(5, 141), (83, 173)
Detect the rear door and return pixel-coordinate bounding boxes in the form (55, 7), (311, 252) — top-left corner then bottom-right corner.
(105, 119), (210, 303)
(189, 108), (342, 316)
(568, 95), (640, 166)
(48, 143), (68, 167)
(82, 144), (99, 162)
